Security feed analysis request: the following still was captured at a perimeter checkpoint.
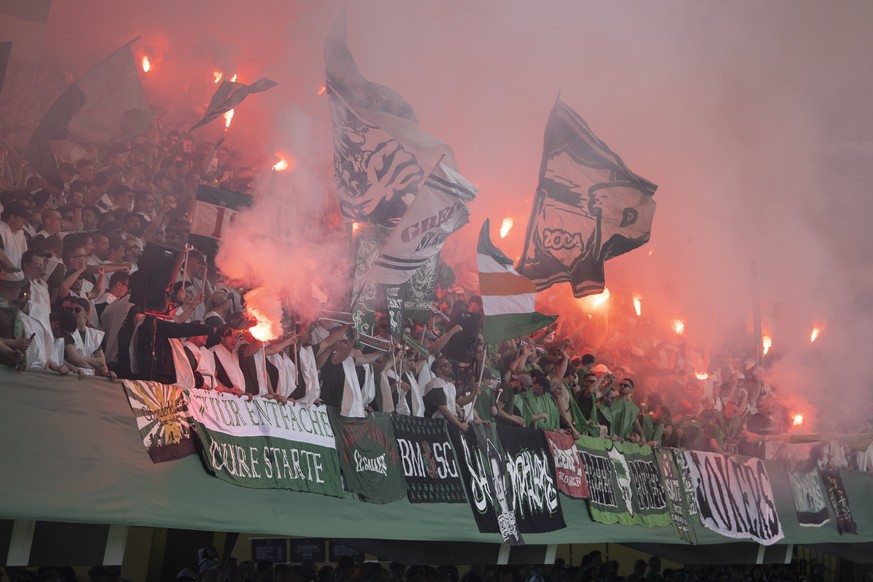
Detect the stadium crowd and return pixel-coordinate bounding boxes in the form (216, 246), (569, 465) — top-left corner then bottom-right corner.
(1, 68), (872, 473)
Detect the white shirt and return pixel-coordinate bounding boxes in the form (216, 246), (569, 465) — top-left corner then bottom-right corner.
(21, 311), (51, 370)
(26, 277), (51, 330)
(267, 349), (297, 399)
(0, 221), (27, 269)
(423, 377), (458, 420)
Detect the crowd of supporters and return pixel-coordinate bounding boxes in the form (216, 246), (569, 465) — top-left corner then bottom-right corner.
(2, 70), (872, 472)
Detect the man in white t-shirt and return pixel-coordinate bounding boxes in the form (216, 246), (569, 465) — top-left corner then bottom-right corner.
(0, 201), (29, 271)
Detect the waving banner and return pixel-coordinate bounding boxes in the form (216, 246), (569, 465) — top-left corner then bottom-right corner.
(496, 426), (566, 533)
(324, 15), (453, 226)
(682, 450), (783, 545)
(123, 380), (196, 463)
(787, 468), (830, 528)
(655, 448), (698, 544)
(391, 414), (466, 503)
(577, 437), (670, 528)
(188, 390), (343, 497)
(517, 100), (656, 298)
(328, 409), (407, 504)
(544, 430), (589, 499)
(819, 467), (857, 535)
(451, 424), (524, 545)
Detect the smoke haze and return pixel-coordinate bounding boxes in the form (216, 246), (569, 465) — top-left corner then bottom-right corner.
(37, 1), (873, 429)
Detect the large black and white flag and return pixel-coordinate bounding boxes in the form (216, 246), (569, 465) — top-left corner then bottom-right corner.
(518, 100), (656, 298)
(368, 162), (476, 285)
(682, 450), (784, 546)
(324, 15), (454, 226)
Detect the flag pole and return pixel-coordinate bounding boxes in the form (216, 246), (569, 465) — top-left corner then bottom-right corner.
(517, 94), (560, 273)
(469, 344), (488, 413)
(751, 258), (763, 372)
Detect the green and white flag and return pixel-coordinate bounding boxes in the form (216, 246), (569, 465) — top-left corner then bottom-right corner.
(478, 220), (557, 344)
(187, 389), (343, 497)
(577, 436), (671, 528)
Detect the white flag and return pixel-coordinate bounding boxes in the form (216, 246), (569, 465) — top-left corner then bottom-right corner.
(367, 163), (477, 285)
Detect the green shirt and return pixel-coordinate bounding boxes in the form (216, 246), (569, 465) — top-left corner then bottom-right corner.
(517, 390), (561, 430)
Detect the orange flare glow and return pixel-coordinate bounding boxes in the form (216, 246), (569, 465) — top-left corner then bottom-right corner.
(351, 221), (360, 234)
(591, 287), (610, 308)
(576, 287), (611, 312)
(248, 309), (280, 342)
(632, 294), (642, 317)
(810, 327), (821, 343)
(499, 217), (513, 238)
(141, 56), (151, 72)
(273, 159), (289, 172)
(229, 73), (238, 82)
(762, 334), (772, 355)
(694, 371), (709, 380)
(223, 108), (234, 129)
(318, 85), (326, 95)
(672, 319), (685, 335)
(792, 414), (804, 427)
(213, 70), (223, 83)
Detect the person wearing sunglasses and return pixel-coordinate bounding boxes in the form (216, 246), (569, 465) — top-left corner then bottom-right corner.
(422, 358), (481, 433)
(59, 296), (115, 381)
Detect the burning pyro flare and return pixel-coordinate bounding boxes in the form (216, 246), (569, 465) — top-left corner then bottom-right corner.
(318, 85), (326, 95)
(632, 294), (642, 317)
(792, 414), (804, 427)
(590, 287), (611, 308)
(229, 73), (238, 82)
(223, 109), (234, 130)
(273, 158), (289, 172)
(672, 319), (685, 336)
(351, 221), (360, 234)
(762, 334), (772, 356)
(248, 309), (280, 342)
(213, 70), (223, 83)
(499, 217), (513, 239)
(810, 326), (821, 343)
(141, 56), (151, 72)
(694, 371), (709, 380)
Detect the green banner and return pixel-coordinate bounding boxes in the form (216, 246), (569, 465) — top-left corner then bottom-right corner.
(187, 389), (343, 497)
(329, 409), (408, 504)
(577, 436), (671, 528)
(655, 448), (698, 544)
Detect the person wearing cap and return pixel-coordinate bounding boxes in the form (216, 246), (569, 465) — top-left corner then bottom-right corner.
(491, 372), (531, 427)
(0, 200), (30, 271)
(516, 375), (561, 430)
(0, 270), (32, 367)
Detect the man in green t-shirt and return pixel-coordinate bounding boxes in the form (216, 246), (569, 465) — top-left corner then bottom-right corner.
(490, 372), (530, 427)
(517, 375), (561, 430)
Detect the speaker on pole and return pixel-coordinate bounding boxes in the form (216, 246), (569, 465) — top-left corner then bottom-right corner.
(129, 242), (184, 315)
